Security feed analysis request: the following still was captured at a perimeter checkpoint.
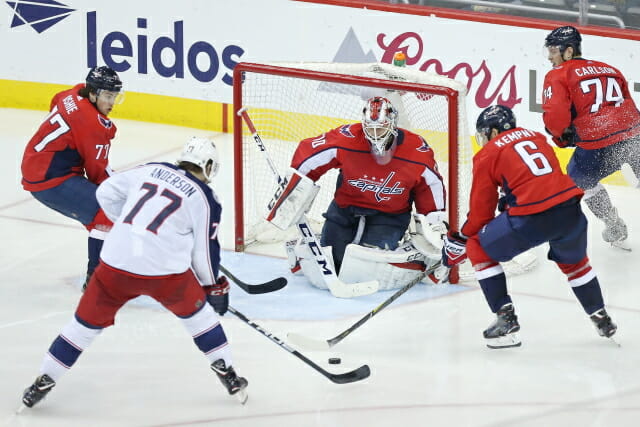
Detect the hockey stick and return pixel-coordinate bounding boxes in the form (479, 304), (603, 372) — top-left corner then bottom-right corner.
(238, 108), (378, 298)
(621, 163), (639, 188)
(287, 261), (442, 350)
(220, 264), (286, 294)
(228, 306), (370, 384)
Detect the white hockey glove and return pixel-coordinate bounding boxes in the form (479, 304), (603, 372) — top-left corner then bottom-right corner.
(412, 211), (447, 260)
(265, 168), (320, 230)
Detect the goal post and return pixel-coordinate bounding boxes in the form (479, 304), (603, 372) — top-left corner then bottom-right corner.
(233, 61), (473, 283)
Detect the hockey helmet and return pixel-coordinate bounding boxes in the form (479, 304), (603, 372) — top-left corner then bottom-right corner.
(475, 105), (516, 146)
(86, 66), (123, 93)
(362, 96), (399, 159)
(545, 26), (582, 56)
(177, 137), (220, 183)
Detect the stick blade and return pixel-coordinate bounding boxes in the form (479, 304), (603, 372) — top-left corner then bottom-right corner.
(328, 278), (379, 298)
(287, 332), (331, 351)
(328, 364), (371, 384)
(243, 277), (288, 294)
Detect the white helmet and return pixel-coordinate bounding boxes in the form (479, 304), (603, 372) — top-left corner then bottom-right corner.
(362, 96), (399, 159)
(176, 137), (220, 183)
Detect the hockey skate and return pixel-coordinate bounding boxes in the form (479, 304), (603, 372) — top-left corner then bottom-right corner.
(602, 208), (629, 251)
(21, 374), (55, 408)
(483, 303), (521, 349)
(590, 308), (617, 339)
(211, 359), (248, 404)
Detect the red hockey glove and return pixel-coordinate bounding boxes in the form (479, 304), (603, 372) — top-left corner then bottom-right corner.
(204, 276), (230, 316)
(84, 209), (113, 233)
(441, 231), (468, 268)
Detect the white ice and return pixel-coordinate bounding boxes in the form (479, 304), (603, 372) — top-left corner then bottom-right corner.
(1, 108), (639, 427)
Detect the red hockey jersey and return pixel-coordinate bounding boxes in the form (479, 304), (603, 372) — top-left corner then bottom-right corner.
(542, 58), (640, 149)
(461, 127), (583, 237)
(291, 123), (445, 215)
(21, 84), (117, 192)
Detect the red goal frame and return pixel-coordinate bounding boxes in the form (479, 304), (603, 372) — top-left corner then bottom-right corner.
(233, 62), (464, 282)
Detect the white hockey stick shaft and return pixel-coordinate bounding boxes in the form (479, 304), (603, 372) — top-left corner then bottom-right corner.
(621, 163), (639, 188)
(238, 108), (378, 298)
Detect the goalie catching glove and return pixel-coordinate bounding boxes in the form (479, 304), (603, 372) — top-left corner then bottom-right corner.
(442, 231), (468, 268)
(412, 211), (448, 261)
(266, 168), (320, 230)
(203, 276), (229, 315)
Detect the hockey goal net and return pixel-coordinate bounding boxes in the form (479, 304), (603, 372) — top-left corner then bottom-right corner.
(232, 62), (535, 283)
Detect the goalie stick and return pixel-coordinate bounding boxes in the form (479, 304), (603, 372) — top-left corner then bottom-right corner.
(228, 306), (371, 384)
(287, 261), (443, 351)
(238, 108), (378, 298)
(219, 264), (287, 294)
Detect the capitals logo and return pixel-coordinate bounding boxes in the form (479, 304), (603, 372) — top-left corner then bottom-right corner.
(348, 171), (405, 202)
(98, 115), (112, 129)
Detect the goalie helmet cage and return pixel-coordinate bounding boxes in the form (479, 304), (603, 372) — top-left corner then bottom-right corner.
(233, 62), (525, 284)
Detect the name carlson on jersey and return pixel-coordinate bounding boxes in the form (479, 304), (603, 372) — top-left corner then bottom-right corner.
(150, 167), (197, 197)
(347, 171), (405, 202)
(574, 65), (615, 77)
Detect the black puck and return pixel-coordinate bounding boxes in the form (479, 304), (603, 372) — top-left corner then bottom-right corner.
(328, 357), (341, 364)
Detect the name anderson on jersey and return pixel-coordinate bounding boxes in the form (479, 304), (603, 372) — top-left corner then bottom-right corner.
(150, 167), (197, 197)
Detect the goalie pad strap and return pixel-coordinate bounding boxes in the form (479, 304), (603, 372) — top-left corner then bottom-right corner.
(266, 168), (320, 231)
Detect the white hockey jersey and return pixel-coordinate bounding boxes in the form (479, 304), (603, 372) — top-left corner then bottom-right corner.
(96, 162), (221, 285)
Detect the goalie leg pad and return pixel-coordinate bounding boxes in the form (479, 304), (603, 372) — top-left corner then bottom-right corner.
(266, 168), (320, 231)
(295, 242), (336, 290)
(338, 243), (427, 291)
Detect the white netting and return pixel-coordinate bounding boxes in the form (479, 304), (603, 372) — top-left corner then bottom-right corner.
(234, 62), (536, 281)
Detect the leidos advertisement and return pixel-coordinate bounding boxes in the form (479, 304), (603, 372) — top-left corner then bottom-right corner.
(1, 0), (639, 131)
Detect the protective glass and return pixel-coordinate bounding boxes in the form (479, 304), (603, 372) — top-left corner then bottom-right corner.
(97, 89), (125, 105)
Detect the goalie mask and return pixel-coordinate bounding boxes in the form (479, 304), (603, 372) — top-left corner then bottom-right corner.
(362, 97), (399, 164)
(177, 137), (220, 183)
(475, 105), (516, 146)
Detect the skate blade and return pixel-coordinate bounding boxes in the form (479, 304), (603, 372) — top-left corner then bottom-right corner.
(486, 333), (521, 349)
(235, 389), (248, 405)
(15, 403), (27, 414)
(611, 240), (632, 252)
(608, 336), (622, 347)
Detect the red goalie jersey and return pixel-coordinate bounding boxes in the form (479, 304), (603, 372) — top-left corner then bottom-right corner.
(461, 127), (583, 237)
(21, 84), (117, 192)
(542, 58), (640, 149)
(290, 123), (446, 215)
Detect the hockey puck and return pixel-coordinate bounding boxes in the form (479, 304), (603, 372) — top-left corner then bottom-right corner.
(328, 357), (341, 364)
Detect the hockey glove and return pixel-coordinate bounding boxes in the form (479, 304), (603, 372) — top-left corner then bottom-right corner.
(553, 126), (577, 148)
(442, 231), (468, 268)
(204, 276), (230, 316)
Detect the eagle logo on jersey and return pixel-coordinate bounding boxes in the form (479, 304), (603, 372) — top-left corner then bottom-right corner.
(339, 124), (356, 138)
(98, 115), (113, 129)
(347, 171), (405, 202)
(416, 138), (431, 152)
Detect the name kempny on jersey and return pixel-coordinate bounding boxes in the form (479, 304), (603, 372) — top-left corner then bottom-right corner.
(150, 167), (197, 197)
(348, 172), (405, 202)
(494, 129), (535, 147)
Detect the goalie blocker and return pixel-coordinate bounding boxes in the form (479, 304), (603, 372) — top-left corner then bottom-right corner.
(266, 168), (320, 231)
